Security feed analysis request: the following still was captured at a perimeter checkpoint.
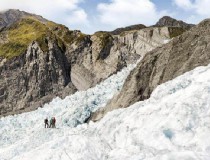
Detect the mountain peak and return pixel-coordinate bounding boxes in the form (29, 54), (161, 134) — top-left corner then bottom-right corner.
(155, 16), (194, 29)
(197, 18), (210, 28)
(0, 9), (47, 30)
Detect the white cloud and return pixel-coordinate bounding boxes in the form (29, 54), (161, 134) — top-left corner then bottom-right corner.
(0, 0), (89, 27)
(174, 0), (210, 16)
(185, 14), (203, 24)
(97, 0), (167, 28)
(66, 9), (88, 25)
(194, 0), (210, 16)
(173, 0), (194, 9)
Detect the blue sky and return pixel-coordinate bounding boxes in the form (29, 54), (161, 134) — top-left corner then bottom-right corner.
(0, 0), (210, 34)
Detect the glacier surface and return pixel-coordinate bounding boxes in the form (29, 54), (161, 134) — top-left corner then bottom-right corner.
(1, 63), (210, 160)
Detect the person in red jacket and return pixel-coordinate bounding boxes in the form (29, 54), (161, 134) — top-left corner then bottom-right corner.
(49, 117), (56, 128)
(52, 117), (56, 128)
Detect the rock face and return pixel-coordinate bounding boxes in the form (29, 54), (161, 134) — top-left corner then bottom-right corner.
(90, 19), (210, 122)
(70, 27), (179, 90)
(0, 41), (76, 116)
(0, 10), (190, 116)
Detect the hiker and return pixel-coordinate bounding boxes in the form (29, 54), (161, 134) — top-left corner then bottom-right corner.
(44, 118), (49, 128)
(49, 117), (56, 128)
(52, 117), (56, 128)
(49, 117), (53, 128)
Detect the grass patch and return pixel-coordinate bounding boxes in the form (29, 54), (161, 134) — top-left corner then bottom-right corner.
(94, 31), (113, 49)
(0, 18), (51, 58)
(0, 17), (87, 59)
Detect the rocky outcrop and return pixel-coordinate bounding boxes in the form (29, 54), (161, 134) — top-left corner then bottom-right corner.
(90, 19), (210, 122)
(155, 16), (194, 29)
(0, 10), (190, 116)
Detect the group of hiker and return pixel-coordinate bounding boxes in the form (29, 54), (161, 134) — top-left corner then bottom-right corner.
(44, 117), (56, 128)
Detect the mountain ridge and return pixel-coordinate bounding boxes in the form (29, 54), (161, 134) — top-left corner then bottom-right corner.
(0, 9), (191, 116)
(0, 9), (47, 30)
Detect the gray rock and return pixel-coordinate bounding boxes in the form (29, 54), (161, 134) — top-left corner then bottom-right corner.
(0, 41), (76, 116)
(69, 26), (178, 91)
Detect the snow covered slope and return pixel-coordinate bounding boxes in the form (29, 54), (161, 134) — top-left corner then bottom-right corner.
(1, 63), (210, 160)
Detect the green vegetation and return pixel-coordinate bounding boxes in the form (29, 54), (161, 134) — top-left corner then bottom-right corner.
(75, 33), (87, 45)
(0, 17), (86, 59)
(94, 31), (113, 49)
(119, 30), (136, 37)
(62, 30), (75, 43)
(0, 15), (89, 59)
(0, 18), (52, 58)
(169, 27), (186, 38)
(53, 28), (87, 45)
(47, 22), (87, 45)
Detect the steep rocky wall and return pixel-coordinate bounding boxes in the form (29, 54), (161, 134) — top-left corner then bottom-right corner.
(0, 41), (76, 116)
(0, 26), (175, 116)
(90, 19), (210, 122)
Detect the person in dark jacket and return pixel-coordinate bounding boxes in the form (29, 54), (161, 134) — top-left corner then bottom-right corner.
(44, 118), (49, 128)
(49, 117), (53, 128)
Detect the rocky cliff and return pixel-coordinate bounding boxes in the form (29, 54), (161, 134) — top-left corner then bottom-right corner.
(0, 41), (76, 115)
(90, 19), (210, 122)
(0, 9), (189, 116)
(71, 26), (184, 90)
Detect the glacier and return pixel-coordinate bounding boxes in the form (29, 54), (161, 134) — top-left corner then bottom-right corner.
(1, 63), (210, 160)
